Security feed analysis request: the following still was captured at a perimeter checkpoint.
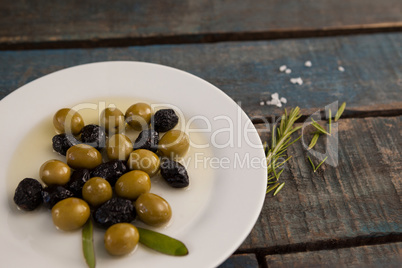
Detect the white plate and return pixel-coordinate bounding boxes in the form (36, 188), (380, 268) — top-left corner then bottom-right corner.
(0, 61), (266, 268)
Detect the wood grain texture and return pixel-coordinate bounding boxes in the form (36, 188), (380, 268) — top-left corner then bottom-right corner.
(218, 254), (258, 268)
(0, 0), (401, 46)
(0, 33), (401, 118)
(240, 116), (402, 251)
(265, 242), (402, 268)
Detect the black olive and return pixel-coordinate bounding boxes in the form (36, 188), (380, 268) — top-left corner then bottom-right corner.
(65, 169), (90, 197)
(13, 178), (43, 211)
(93, 197), (136, 229)
(90, 160), (128, 186)
(42, 185), (74, 209)
(133, 129), (159, 153)
(80, 124), (107, 150)
(152, 109), (178, 132)
(52, 133), (80, 156)
(160, 158), (189, 188)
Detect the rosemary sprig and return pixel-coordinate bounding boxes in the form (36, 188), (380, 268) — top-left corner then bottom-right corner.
(308, 156), (328, 172)
(266, 107), (301, 194)
(335, 102), (346, 121)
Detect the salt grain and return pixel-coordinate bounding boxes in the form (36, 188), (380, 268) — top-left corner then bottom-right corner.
(290, 77), (303, 85)
(265, 92), (288, 107)
(285, 68), (292, 74)
(338, 66), (345, 72)
(271, 93), (279, 100)
(279, 65), (287, 72)
(305, 61), (312, 67)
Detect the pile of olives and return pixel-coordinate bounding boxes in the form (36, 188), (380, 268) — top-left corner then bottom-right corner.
(13, 102), (191, 257)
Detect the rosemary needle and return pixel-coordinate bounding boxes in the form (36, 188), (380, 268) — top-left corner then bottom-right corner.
(266, 183), (280, 194)
(307, 156), (315, 171)
(315, 156), (328, 171)
(328, 109), (332, 134)
(273, 182), (285, 196)
(335, 102), (346, 121)
(308, 133), (320, 150)
(311, 118), (330, 135)
(308, 156), (328, 172)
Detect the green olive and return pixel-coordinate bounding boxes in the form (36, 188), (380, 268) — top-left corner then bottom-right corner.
(158, 130), (190, 159)
(125, 103), (152, 131)
(39, 159), (71, 186)
(115, 170), (151, 200)
(104, 223), (139, 256)
(53, 108), (84, 135)
(106, 134), (133, 161)
(82, 177), (113, 207)
(135, 193), (172, 226)
(51, 197), (90, 231)
(101, 107), (125, 133)
(127, 149), (160, 177)
(66, 144), (102, 169)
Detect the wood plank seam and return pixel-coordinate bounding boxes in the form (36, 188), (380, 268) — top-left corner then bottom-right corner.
(235, 232), (402, 259)
(1, 26), (401, 51)
(252, 108), (402, 124)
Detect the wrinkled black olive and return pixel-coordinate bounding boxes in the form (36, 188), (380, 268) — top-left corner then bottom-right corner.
(153, 109), (179, 132)
(13, 178), (43, 211)
(80, 124), (106, 150)
(133, 129), (159, 153)
(42, 185), (74, 209)
(160, 158), (189, 188)
(93, 197), (136, 229)
(90, 160), (128, 186)
(65, 169), (90, 197)
(52, 133), (79, 156)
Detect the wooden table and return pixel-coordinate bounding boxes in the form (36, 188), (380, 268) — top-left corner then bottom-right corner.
(1, 1), (401, 267)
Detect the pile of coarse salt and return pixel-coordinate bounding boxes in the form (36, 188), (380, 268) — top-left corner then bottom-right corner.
(260, 93), (287, 107)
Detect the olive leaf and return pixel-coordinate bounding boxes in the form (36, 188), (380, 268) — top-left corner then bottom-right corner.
(137, 227), (188, 256)
(82, 219), (95, 268)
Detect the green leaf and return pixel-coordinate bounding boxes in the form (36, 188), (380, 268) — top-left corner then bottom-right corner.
(308, 133), (320, 150)
(335, 102), (346, 121)
(137, 227), (188, 256)
(82, 219), (95, 268)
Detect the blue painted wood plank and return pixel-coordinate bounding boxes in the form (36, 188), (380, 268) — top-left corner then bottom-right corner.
(219, 254), (259, 268)
(0, 33), (401, 118)
(265, 242), (402, 267)
(1, 0), (401, 45)
(242, 116), (402, 250)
